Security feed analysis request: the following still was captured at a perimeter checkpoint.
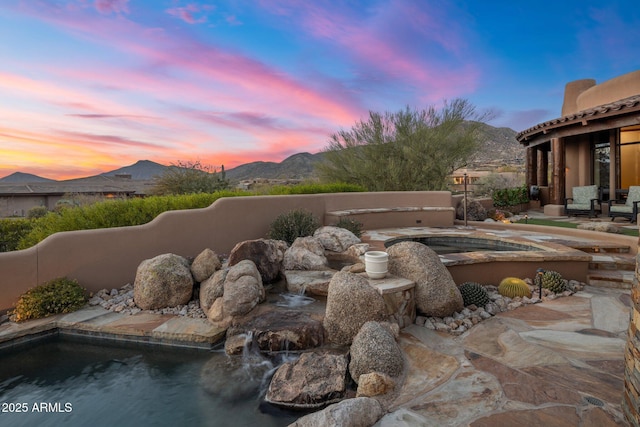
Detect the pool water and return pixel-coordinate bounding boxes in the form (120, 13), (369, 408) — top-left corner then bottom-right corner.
(0, 336), (299, 427)
(385, 236), (538, 254)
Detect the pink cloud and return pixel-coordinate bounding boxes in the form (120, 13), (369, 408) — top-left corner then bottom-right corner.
(166, 4), (209, 24)
(94, 0), (129, 15)
(257, 1), (479, 102)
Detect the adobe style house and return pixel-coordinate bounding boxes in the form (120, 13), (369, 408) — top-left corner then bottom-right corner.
(517, 70), (640, 212)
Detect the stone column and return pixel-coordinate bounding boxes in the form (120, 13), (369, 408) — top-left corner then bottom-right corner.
(550, 138), (565, 204)
(623, 250), (640, 426)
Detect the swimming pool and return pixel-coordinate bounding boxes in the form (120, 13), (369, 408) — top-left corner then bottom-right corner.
(0, 336), (299, 427)
(385, 235), (540, 254)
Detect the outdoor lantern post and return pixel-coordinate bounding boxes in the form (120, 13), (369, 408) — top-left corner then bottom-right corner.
(463, 173), (468, 227)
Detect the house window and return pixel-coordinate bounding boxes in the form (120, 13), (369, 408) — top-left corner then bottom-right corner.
(620, 126), (640, 189)
(593, 142), (610, 194)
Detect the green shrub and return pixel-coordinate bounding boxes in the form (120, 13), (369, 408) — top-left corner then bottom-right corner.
(265, 182), (365, 195)
(267, 209), (320, 245)
(27, 206), (49, 219)
(335, 217), (363, 238)
(10, 277), (87, 322)
(493, 185), (529, 209)
(17, 190), (247, 249)
(0, 218), (34, 252)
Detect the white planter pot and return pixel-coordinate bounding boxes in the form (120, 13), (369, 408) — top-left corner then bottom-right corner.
(364, 251), (389, 279)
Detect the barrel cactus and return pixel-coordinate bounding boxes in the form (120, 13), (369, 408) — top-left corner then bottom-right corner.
(534, 269), (567, 293)
(498, 277), (532, 299)
(458, 282), (490, 307)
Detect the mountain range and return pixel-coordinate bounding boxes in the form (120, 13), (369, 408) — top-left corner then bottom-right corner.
(0, 123), (524, 183)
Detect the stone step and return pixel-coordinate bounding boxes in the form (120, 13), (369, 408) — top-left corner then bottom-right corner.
(569, 243), (631, 254)
(588, 254), (636, 271)
(586, 269), (635, 290)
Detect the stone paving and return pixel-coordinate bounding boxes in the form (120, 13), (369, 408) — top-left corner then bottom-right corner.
(380, 285), (631, 426)
(0, 285), (632, 426)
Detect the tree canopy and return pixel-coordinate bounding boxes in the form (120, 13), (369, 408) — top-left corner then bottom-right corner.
(151, 160), (229, 195)
(316, 99), (489, 191)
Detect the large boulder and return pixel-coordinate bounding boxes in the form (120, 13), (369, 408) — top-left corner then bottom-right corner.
(387, 241), (463, 317)
(456, 199), (487, 221)
(323, 272), (387, 346)
(284, 270), (334, 296)
(228, 238), (287, 283)
(133, 253), (193, 310)
(222, 260), (264, 317)
(199, 269), (226, 312)
(289, 397), (384, 427)
(265, 351), (348, 409)
(314, 226), (361, 252)
(225, 310), (325, 354)
(190, 248), (222, 282)
(283, 236), (329, 270)
(349, 321), (404, 384)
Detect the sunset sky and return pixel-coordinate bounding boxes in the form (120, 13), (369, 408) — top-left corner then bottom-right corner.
(1, 0), (639, 180)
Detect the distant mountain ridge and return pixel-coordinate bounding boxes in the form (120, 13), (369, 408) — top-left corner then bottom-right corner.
(0, 172), (56, 183)
(0, 123), (525, 183)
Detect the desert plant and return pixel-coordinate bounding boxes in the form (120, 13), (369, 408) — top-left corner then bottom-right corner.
(498, 277), (532, 298)
(267, 209), (320, 245)
(317, 99), (491, 191)
(534, 269), (567, 293)
(335, 217), (363, 238)
(151, 160), (229, 195)
(10, 277), (87, 322)
(0, 218), (34, 252)
(458, 282), (491, 307)
(27, 206), (49, 219)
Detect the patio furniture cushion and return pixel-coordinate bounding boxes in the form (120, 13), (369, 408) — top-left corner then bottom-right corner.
(566, 202), (593, 211)
(571, 185), (599, 204)
(610, 205), (633, 213)
(610, 186), (640, 214)
(565, 185), (601, 217)
(626, 186), (640, 206)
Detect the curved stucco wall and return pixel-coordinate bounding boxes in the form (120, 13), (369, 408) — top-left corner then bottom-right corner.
(0, 191), (453, 312)
(561, 79), (596, 116)
(569, 70), (640, 115)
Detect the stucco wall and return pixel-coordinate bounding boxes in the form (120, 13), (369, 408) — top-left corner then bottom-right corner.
(0, 192), (453, 312)
(562, 70), (640, 116)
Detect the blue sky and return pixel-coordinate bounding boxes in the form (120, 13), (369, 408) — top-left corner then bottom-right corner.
(1, 0), (639, 179)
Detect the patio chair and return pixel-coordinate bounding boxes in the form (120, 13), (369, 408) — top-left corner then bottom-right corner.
(564, 185), (601, 218)
(608, 186), (640, 222)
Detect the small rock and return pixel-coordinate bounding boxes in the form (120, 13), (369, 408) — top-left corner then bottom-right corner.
(434, 322), (449, 331)
(507, 301), (522, 310)
(484, 303), (498, 316)
(415, 316), (427, 326)
(356, 372), (395, 397)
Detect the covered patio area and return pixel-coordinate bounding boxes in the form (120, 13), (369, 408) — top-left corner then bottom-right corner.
(517, 70), (640, 220)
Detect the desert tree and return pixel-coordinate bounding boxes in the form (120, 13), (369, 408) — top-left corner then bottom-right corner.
(316, 99), (490, 191)
(151, 160), (229, 195)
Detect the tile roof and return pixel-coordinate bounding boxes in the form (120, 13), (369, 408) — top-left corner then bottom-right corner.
(0, 176), (153, 195)
(517, 94), (640, 142)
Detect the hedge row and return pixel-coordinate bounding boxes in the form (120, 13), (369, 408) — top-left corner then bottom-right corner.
(2, 183), (364, 251)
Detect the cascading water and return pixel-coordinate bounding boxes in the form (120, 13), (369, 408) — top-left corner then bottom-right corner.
(276, 284), (315, 308)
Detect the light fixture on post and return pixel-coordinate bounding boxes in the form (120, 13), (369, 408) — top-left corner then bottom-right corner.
(463, 172), (468, 227)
